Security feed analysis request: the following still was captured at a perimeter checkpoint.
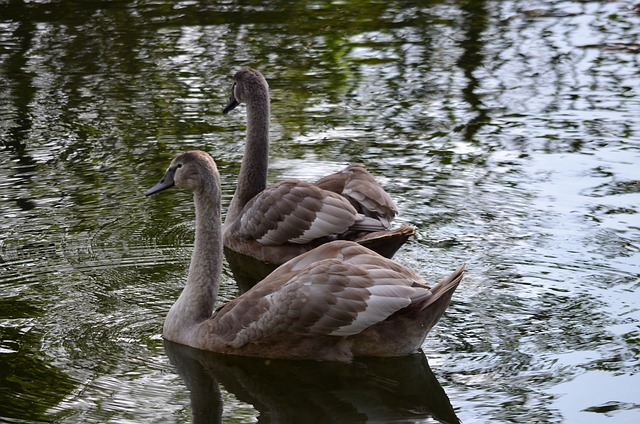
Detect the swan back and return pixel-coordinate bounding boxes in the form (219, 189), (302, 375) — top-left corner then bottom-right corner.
(211, 240), (464, 361)
(314, 163), (398, 228)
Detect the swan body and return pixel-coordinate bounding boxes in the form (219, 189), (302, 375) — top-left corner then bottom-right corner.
(146, 150), (464, 362)
(222, 68), (414, 266)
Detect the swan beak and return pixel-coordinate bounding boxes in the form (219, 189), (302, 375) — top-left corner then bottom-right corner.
(145, 168), (176, 196)
(223, 92), (239, 114)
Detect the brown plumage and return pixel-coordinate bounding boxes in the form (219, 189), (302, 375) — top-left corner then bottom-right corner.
(315, 163), (399, 228)
(222, 68), (414, 267)
(146, 150), (465, 362)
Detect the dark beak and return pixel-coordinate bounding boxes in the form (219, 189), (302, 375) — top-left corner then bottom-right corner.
(223, 85), (239, 114)
(145, 166), (177, 196)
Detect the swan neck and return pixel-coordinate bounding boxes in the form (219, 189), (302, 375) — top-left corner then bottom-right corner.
(164, 180), (223, 336)
(226, 89), (270, 223)
(191, 188), (224, 305)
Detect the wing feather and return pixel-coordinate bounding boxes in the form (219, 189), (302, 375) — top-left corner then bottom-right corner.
(315, 164), (398, 228)
(218, 255), (430, 347)
(235, 180), (358, 245)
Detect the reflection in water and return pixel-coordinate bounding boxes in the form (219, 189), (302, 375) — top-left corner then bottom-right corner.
(224, 247), (278, 292)
(456, 0), (490, 142)
(164, 340), (460, 424)
(0, 298), (77, 421)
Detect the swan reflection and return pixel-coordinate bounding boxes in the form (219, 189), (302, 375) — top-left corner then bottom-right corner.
(164, 340), (460, 424)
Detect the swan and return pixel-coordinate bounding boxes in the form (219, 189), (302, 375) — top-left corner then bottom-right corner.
(222, 68), (414, 266)
(146, 150), (465, 362)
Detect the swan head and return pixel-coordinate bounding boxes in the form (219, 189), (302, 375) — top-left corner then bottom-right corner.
(146, 151), (219, 196)
(222, 68), (269, 114)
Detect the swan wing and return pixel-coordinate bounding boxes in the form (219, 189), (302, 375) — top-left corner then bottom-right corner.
(220, 256), (430, 348)
(315, 164), (398, 228)
(268, 240), (424, 282)
(235, 180), (359, 245)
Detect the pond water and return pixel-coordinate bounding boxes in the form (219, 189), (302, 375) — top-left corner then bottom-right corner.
(1, 0), (639, 422)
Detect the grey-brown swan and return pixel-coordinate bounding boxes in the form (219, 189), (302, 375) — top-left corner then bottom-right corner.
(146, 150), (464, 362)
(222, 68), (414, 267)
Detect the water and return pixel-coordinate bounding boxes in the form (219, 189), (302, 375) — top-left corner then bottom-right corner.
(1, 0), (639, 422)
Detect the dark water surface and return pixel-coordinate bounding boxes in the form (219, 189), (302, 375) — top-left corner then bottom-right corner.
(1, 0), (639, 422)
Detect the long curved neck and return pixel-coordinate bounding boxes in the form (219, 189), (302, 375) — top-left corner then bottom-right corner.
(225, 87), (270, 225)
(164, 176), (223, 339)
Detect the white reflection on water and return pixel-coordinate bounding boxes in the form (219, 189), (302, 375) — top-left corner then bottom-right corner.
(549, 371), (640, 423)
